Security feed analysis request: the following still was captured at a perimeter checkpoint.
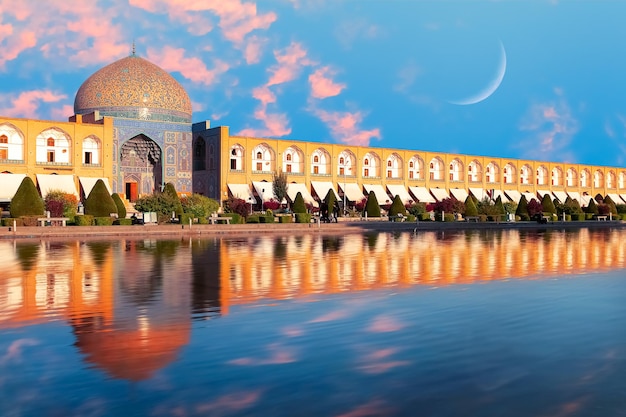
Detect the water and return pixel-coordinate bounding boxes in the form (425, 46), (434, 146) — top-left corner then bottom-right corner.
(1, 228), (626, 416)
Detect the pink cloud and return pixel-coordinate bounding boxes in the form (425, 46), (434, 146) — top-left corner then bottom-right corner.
(311, 107), (381, 146)
(252, 86), (276, 106)
(237, 109), (291, 138)
(309, 66), (346, 99)
(356, 348), (411, 375)
(336, 399), (393, 417)
(228, 344), (297, 365)
(309, 309), (349, 323)
(195, 391), (262, 414)
(51, 104), (75, 121)
(367, 315), (406, 333)
(243, 35), (267, 64)
(0, 338), (39, 365)
(147, 46), (230, 86)
(268, 42), (314, 86)
(0, 90), (67, 118)
(0, 30), (36, 69)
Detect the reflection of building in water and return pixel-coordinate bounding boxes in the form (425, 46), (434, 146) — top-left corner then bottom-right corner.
(0, 240), (197, 381)
(218, 229), (626, 310)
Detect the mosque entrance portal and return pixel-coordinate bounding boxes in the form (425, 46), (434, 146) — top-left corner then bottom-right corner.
(120, 135), (162, 200)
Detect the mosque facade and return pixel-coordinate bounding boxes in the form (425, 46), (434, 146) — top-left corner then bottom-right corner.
(1, 53), (626, 209)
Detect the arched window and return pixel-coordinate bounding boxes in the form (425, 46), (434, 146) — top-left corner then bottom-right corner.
(551, 167), (563, 186)
(337, 150), (356, 177)
(408, 155), (424, 180)
(520, 165), (532, 185)
(193, 136), (206, 170)
(82, 136), (101, 166)
(566, 168), (577, 187)
(429, 157), (444, 180)
(594, 170), (604, 188)
(312, 148), (332, 175)
(252, 143), (275, 172)
(607, 171), (616, 189)
(230, 144), (244, 171)
(36, 128), (71, 164)
(580, 169), (590, 188)
(362, 152), (380, 178)
(486, 162), (500, 183)
(503, 163), (515, 184)
(619, 171), (626, 189)
(449, 159), (463, 181)
(536, 166), (547, 185)
(386, 153), (402, 179)
(282, 146), (303, 173)
(0, 123), (25, 161)
(468, 160), (482, 182)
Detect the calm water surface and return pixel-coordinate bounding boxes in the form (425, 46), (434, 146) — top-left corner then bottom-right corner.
(2, 228), (626, 416)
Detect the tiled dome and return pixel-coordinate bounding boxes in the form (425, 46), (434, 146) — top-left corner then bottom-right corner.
(74, 54), (192, 123)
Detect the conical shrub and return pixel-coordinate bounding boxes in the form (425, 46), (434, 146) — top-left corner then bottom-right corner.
(10, 176), (44, 217)
(388, 195), (406, 217)
(112, 193), (127, 219)
(84, 179), (118, 217)
(365, 190), (381, 217)
(516, 195), (529, 220)
(541, 193), (556, 214)
(163, 182), (183, 216)
(585, 198), (599, 214)
(494, 195), (506, 215)
(292, 192), (306, 213)
(465, 196), (478, 216)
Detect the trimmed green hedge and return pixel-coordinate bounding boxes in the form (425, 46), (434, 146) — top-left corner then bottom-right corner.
(74, 215), (94, 226)
(406, 214), (416, 222)
(277, 215), (292, 223)
(114, 218), (133, 226)
(221, 212), (243, 224)
(295, 213), (311, 223)
(259, 215), (274, 223)
(246, 215), (260, 223)
(1, 218), (16, 227)
(95, 217), (114, 226)
(179, 213), (196, 225)
(418, 213), (431, 221)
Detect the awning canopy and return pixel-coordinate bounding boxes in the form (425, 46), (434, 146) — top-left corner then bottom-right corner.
(252, 181), (279, 202)
(429, 187), (449, 202)
(553, 191), (568, 203)
(522, 192), (538, 202)
(339, 182), (364, 202)
(227, 183), (256, 203)
(469, 187), (487, 202)
(36, 174), (78, 198)
(607, 193), (623, 204)
(449, 188), (469, 202)
(620, 194), (626, 204)
(363, 183), (391, 205)
(580, 195), (592, 207)
(386, 184), (413, 204)
(287, 183), (318, 207)
(0, 173), (27, 202)
(537, 189), (551, 199)
(491, 190), (509, 202)
(409, 186), (435, 203)
(79, 177), (112, 198)
(567, 191), (581, 204)
(311, 181), (337, 201)
(504, 190), (521, 203)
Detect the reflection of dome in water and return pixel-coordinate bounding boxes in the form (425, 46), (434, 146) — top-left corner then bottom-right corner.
(74, 324), (190, 381)
(74, 54), (192, 123)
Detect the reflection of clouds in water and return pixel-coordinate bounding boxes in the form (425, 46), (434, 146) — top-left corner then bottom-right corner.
(309, 309), (350, 323)
(335, 398), (393, 417)
(281, 325), (304, 337)
(228, 343), (298, 366)
(367, 314), (405, 332)
(151, 390), (263, 417)
(0, 338), (39, 365)
(356, 348), (411, 375)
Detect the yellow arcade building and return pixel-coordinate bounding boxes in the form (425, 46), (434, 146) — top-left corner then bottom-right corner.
(1, 51), (626, 210)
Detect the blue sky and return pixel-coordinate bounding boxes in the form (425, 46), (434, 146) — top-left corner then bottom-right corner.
(1, 0), (625, 166)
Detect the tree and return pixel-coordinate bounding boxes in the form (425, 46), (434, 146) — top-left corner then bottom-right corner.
(494, 195), (506, 215)
(324, 189), (337, 215)
(364, 190), (381, 217)
(163, 182), (183, 217)
(541, 193), (556, 214)
(516, 195), (529, 220)
(585, 198), (599, 214)
(292, 192), (307, 213)
(388, 195), (406, 217)
(272, 170), (288, 207)
(181, 193), (219, 218)
(45, 190), (78, 218)
(527, 199), (543, 217)
(604, 195), (618, 215)
(112, 193), (127, 219)
(84, 179), (118, 217)
(10, 176), (44, 217)
(224, 197), (250, 219)
(464, 196), (478, 217)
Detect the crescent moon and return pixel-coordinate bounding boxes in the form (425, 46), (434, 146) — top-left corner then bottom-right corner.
(449, 40), (507, 105)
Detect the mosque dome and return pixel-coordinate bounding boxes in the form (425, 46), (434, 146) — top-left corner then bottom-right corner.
(74, 54), (192, 123)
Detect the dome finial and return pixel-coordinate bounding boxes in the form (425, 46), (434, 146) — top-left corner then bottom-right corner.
(132, 40), (136, 56)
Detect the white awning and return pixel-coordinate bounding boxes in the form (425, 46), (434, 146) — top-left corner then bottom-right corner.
(580, 195), (592, 206)
(0, 173), (26, 202)
(311, 181), (337, 201)
(363, 183), (391, 205)
(491, 190), (509, 202)
(409, 186), (435, 203)
(449, 188), (469, 202)
(567, 191), (581, 203)
(553, 191), (568, 203)
(522, 192), (538, 202)
(429, 187), (449, 202)
(252, 181), (278, 202)
(620, 194), (626, 204)
(607, 193), (622, 204)
(36, 174), (78, 198)
(339, 182), (364, 202)
(469, 187), (487, 202)
(228, 183), (256, 203)
(287, 183), (318, 207)
(504, 190), (521, 203)
(386, 184), (413, 204)
(79, 177), (112, 198)
(537, 189), (551, 199)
